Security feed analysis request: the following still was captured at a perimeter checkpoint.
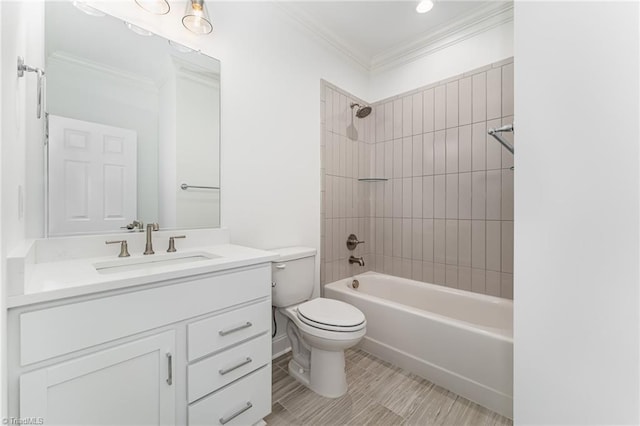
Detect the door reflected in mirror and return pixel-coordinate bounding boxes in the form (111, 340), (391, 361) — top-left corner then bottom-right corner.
(45, 1), (220, 236)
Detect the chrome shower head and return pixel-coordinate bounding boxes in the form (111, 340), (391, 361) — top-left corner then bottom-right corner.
(350, 102), (372, 118)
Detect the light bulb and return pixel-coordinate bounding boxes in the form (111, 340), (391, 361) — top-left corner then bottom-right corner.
(416, 0), (434, 14)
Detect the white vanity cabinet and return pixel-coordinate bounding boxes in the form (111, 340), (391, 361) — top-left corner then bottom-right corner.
(8, 263), (273, 426)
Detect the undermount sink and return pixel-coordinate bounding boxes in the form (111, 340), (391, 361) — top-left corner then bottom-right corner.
(94, 252), (220, 274)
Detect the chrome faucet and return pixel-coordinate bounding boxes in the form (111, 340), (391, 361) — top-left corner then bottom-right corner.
(143, 223), (159, 255)
(349, 255), (365, 267)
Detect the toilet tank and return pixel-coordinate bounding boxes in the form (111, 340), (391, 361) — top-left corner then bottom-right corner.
(271, 247), (316, 308)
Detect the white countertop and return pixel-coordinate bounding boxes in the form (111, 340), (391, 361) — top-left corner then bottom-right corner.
(8, 244), (279, 308)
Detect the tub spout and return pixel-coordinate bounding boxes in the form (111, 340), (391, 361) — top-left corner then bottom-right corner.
(349, 256), (365, 267)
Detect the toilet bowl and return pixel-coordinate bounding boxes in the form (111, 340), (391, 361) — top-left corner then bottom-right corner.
(280, 298), (366, 398)
(271, 247), (366, 398)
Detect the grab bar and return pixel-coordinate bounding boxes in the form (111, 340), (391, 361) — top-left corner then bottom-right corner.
(180, 183), (220, 191)
(487, 123), (514, 154)
(17, 56), (45, 119)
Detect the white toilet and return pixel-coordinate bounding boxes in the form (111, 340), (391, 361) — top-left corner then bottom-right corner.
(271, 247), (366, 398)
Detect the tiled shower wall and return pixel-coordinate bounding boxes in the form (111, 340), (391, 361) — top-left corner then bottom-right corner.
(320, 57), (514, 299)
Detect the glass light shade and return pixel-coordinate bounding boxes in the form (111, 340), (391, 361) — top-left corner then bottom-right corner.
(183, 0), (213, 35)
(416, 0), (434, 14)
(135, 0), (170, 15)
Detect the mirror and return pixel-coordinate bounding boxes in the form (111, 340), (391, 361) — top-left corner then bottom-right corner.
(45, 2), (220, 236)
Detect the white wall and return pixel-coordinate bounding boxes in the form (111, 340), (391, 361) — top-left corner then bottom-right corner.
(369, 21), (513, 102)
(514, 2), (639, 424)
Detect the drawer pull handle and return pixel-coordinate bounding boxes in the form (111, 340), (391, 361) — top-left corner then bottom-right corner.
(166, 353), (173, 386)
(219, 401), (253, 425)
(219, 357), (252, 375)
(219, 321), (252, 336)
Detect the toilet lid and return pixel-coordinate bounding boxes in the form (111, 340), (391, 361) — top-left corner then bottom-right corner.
(297, 298), (365, 330)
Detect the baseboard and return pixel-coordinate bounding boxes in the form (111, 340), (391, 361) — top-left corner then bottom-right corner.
(271, 335), (290, 360)
(359, 336), (513, 419)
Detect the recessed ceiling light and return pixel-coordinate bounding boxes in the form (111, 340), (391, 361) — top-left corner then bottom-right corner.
(72, 1), (105, 17)
(416, 0), (434, 14)
(124, 21), (153, 37)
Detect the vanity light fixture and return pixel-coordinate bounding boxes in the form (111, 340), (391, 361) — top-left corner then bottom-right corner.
(72, 0), (105, 17)
(135, 0), (170, 15)
(182, 0), (213, 35)
(416, 0), (435, 14)
(124, 21), (154, 37)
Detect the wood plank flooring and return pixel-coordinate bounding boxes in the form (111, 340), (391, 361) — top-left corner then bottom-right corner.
(266, 348), (512, 426)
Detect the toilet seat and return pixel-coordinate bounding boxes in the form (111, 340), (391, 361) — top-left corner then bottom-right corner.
(296, 299), (365, 332)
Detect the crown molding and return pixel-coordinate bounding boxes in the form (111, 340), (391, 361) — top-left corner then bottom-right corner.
(275, 2), (371, 72)
(277, 1), (513, 75)
(370, 2), (514, 74)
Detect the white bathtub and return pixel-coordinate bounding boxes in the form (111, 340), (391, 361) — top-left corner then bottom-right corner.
(325, 271), (513, 418)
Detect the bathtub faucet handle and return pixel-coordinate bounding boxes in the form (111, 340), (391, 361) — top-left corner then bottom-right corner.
(346, 234), (365, 251)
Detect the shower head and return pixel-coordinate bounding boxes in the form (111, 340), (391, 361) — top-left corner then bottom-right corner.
(350, 102), (372, 118)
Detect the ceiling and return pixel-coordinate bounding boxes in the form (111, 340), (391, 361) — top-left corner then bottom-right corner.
(279, 1), (513, 71)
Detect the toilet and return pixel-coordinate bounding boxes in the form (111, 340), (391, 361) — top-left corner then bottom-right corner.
(271, 247), (366, 398)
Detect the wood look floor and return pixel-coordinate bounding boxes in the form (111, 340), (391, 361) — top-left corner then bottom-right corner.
(266, 348), (512, 426)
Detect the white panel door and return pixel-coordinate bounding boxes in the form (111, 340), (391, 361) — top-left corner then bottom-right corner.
(48, 115), (137, 236)
(20, 331), (175, 426)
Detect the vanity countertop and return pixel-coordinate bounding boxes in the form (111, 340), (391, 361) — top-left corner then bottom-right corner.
(7, 244), (278, 308)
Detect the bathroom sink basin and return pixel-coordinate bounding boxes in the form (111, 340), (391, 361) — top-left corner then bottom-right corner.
(94, 252), (219, 274)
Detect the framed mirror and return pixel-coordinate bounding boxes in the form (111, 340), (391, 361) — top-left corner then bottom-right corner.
(45, 2), (220, 236)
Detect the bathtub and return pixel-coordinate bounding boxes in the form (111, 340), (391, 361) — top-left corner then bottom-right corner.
(325, 271), (513, 418)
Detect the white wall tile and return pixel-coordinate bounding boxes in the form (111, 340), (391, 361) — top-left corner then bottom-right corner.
(384, 141), (393, 178)
(384, 218), (393, 257)
(393, 140), (403, 178)
(375, 218), (384, 257)
(375, 143), (384, 178)
(412, 177), (423, 218)
(423, 219), (434, 262)
(486, 67), (502, 120)
(401, 259), (412, 279)
(459, 172), (472, 220)
(402, 218), (412, 258)
(446, 127), (459, 173)
(486, 118), (503, 170)
(383, 255), (393, 274)
(502, 169), (514, 220)
(384, 179), (393, 217)
(459, 125), (472, 173)
(423, 176), (434, 218)
(500, 273), (513, 299)
(412, 218), (423, 260)
(434, 175), (446, 219)
(471, 171), (486, 220)
(471, 122), (487, 171)
(445, 219), (458, 265)
(459, 220), (472, 267)
(434, 219), (446, 264)
(403, 96), (412, 137)
(486, 169), (502, 220)
(471, 268), (485, 294)
(402, 178), (412, 218)
(393, 179), (402, 217)
(501, 116), (515, 169)
(375, 104), (384, 143)
(485, 270), (501, 297)
(423, 132), (434, 175)
(375, 182), (384, 217)
(446, 81), (459, 128)
(412, 260), (423, 281)
(326, 175), (333, 218)
(325, 219), (333, 260)
(384, 102), (394, 141)
(501, 221), (514, 273)
(445, 265), (458, 288)
(423, 88), (435, 133)
(502, 63), (514, 117)
(339, 94), (347, 136)
(471, 220), (486, 269)
(326, 88), (334, 132)
(402, 137), (412, 177)
(486, 220), (501, 271)
(393, 218), (402, 257)
(434, 263), (447, 285)
(459, 76), (472, 126)
(472, 72), (486, 123)
(434, 85), (446, 131)
(333, 90), (340, 134)
(412, 135), (423, 176)
(423, 262), (435, 283)
(446, 174), (458, 219)
(393, 99), (403, 139)
(458, 267), (472, 291)
(412, 93), (423, 135)
(434, 130), (446, 174)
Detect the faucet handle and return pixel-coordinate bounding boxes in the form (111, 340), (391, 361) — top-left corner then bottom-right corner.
(346, 234), (365, 251)
(167, 235), (186, 253)
(106, 240), (130, 257)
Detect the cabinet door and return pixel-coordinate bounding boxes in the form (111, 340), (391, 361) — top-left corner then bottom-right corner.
(20, 331), (175, 426)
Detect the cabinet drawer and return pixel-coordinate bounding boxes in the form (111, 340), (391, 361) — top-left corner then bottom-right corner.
(188, 333), (270, 403)
(20, 265), (271, 366)
(189, 366), (271, 426)
(188, 300), (270, 361)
